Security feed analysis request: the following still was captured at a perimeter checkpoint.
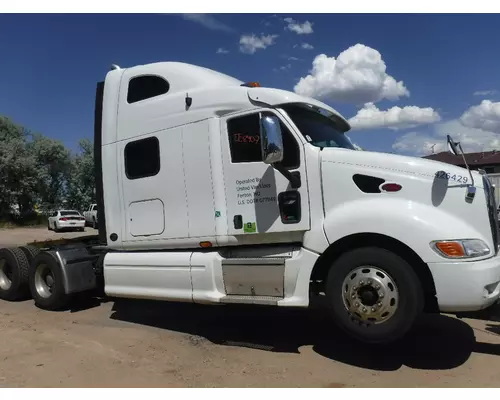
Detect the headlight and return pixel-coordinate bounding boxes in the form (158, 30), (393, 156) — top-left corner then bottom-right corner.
(431, 239), (490, 259)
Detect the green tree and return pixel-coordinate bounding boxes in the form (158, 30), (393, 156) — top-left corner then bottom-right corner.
(65, 138), (95, 212)
(0, 116), (38, 218)
(27, 133), (71, 212)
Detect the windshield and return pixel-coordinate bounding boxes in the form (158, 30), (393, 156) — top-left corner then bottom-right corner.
(61, 211), (80, 216)
(282, 105), (355, 150)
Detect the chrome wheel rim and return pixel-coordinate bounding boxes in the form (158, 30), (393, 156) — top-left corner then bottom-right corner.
(342, 266), (399, 324)
(34, 263), (54, 299)
(0, 258), (12, 291)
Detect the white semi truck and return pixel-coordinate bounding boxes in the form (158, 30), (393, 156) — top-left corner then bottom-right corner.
(1, 61), (499, 344)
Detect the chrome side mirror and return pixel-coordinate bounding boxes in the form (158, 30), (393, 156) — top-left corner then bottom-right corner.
(260, 114), (284, 165)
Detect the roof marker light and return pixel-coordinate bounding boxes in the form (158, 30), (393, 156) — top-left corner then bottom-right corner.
(241, 82), (261, 88)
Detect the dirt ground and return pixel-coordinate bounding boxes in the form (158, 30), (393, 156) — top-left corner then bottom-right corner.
(2, 228), (500, 387)
(0, 226), (98, 248)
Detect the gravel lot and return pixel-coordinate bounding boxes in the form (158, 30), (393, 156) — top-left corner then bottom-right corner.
(0, 226), (98, 248)
(2, 227), (500, 387)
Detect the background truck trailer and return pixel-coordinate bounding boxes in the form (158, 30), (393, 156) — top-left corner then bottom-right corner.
(1, 61), (500, 344)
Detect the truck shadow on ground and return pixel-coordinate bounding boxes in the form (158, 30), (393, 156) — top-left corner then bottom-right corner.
(103, 296), (500, 372)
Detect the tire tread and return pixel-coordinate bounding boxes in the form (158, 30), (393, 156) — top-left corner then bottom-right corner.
(0, 247), (30, 300)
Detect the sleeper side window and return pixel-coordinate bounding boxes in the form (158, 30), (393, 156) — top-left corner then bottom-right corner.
(127, 75), (170, 104)
(124, 136), (161, 180)
(227, 112), (300, 168)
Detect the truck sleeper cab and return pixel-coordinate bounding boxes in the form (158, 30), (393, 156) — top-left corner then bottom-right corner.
(1, 61), (500, 345)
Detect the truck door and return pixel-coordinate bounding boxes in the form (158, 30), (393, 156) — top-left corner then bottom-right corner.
(221, 108), (311, 237)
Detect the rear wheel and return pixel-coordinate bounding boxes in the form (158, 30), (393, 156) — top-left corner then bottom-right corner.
(19, 245), (41, 267)
(0, 247), (30, 301)
(29, 251), (70, 310)
(325, 247), (423, 344)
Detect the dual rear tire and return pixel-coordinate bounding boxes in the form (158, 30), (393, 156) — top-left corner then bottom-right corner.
(29, 251), (69, 310)
(0, 246), (69, 310)
(0, 247), (30, 301)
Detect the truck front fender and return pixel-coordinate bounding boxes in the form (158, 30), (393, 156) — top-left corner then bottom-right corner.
(323, 197), (492, 264)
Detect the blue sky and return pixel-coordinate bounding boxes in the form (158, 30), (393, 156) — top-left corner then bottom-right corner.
(1, 13), (500, 155)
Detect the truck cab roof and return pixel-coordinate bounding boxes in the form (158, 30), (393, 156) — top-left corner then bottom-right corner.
(101, 61), (350, 145)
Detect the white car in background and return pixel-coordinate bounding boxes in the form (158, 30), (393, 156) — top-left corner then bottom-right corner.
(47, 210), (86, 232)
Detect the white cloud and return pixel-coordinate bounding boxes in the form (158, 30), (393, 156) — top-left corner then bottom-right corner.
(392, 119), (500, 156)
(473, 90), (497, 96)
(216, 48), (229, 54)
(294, 43), (409, 104)
(345, 134), (364, 150)
(294, 43), (314, 50)
(349, 103), (441, 130)
(392, 132), (448, 156)
(239, 34), (278, 54)
(273, 64), (292, 73)
(460, 100), (500, 133)
(182, 14), (233, 32)
(284, 17), (314, 35)
(280, 54), (300, 61)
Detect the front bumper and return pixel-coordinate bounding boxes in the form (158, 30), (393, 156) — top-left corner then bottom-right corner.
(428, 253), (500, 312)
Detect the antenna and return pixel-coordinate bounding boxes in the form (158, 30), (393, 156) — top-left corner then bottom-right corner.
(430, 144), (436, 154)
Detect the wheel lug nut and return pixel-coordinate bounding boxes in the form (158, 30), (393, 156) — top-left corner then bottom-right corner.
(367, 279), (372, 285)
(371, 307), (376, 312)
(377, 302), (382, 307)
(379, 293), (384, 298)
(375, 285), (380, 290)
(362, 307), (367, 313)
(355, 302), (360, 307)
(352, 286), (357, 291)
(359, 280), (364, 285)
(351, 294), (356, 299)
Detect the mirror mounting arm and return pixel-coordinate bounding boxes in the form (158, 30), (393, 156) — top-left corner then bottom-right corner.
(447, 134), (475, 187)
(274, 164), (301, 189)
(457, 142), (475, 187)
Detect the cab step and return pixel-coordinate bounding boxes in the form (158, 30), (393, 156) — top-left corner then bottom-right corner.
(220, 295), (280, 305)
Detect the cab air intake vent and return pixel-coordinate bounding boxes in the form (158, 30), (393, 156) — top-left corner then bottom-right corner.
(352, 174), (386, 194)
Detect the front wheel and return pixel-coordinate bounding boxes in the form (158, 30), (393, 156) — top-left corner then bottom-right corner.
(325, 247), (423, 344)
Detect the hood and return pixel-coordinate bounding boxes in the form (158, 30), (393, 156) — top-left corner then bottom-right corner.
(320, 148), (483, 188)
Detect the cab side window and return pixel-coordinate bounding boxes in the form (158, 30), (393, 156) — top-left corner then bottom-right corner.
(124, 136), (161, 180)
(227, 113), (300, 169)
